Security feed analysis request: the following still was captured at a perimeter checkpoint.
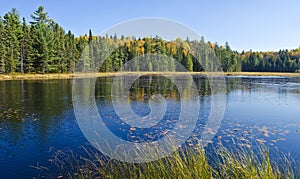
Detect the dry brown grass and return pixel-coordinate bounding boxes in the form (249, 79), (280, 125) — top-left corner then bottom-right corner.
(1, 72), (300, 81)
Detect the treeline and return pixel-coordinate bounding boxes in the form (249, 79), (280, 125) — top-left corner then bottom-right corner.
(0, 6), (300, 74)
(0, 6), (80, 74)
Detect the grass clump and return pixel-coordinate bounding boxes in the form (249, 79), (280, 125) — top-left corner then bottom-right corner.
(50, 145), (296, 179)
(213, 146), (295, 179)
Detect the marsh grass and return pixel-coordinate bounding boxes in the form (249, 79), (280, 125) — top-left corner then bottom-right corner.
(212, 146), (296, 179)
(49, 144), (297, 179)
(2, 71), (300, 81)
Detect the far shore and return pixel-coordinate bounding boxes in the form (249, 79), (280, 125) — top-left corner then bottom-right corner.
(1, 72), (300, 81)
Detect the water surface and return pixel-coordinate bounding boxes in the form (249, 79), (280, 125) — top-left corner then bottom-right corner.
(0, 75), (300, 178)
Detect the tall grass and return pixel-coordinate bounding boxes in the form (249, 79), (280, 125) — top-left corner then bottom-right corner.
(49, 144), (296, 179)
(212, 146), (295, 179)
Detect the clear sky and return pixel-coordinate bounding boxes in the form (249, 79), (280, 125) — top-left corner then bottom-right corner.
(1, 0), (300, 52)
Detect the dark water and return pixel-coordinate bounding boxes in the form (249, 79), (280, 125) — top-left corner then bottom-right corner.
(0, 76), (300, 178)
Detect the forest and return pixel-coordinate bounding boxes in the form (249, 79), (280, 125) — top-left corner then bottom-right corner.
(1, 6), (300, 74)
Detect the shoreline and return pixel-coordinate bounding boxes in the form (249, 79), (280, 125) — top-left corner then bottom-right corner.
(1, 72), (300, 80)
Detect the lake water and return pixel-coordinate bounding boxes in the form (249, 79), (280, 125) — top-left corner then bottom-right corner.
(0, 75), (300, 178)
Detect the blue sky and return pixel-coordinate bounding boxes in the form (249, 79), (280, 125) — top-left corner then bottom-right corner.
(1, 0), (300, 52)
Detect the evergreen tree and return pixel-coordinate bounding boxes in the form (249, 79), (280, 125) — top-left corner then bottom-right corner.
(20, 18), (34, 73)
(185, 54), (193, 72)
(0, 16), (6, 73)
(65, 30), (77, 73)
(53, 23), (66, 72)
(30, 6), (50, 26)
(3, 8), (22, 73)
(88, 29), (93, 43)
(31, 6), (54, 73)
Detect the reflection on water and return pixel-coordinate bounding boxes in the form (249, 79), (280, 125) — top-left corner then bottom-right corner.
(0, 80), (77, 178)
(0, 80), (72, 142)
(0, 76), (300, 177)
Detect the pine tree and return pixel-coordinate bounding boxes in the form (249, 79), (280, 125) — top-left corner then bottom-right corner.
(3, 8), (22, 73)
(29, 25), (38, 73)
(53, 23), (66, 73)
(0, 16), (6, 73)
(30, 6), (50, 26)
(65, 30), (77, 73)
(31, 6), (54, 73)
(88, 29), (93, 43)
(20, 18), (34, 73)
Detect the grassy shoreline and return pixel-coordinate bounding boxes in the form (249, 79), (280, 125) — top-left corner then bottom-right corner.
(1, 72), (300, 81)
(51, 145), (296, 178)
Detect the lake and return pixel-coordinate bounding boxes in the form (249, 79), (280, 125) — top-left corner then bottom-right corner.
(0, 75), (300, 178)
